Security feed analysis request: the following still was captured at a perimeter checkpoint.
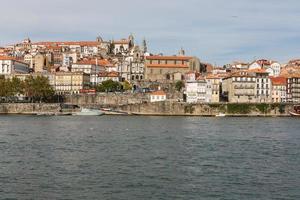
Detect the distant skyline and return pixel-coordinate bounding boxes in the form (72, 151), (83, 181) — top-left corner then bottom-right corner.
(1, 0), (300, 65)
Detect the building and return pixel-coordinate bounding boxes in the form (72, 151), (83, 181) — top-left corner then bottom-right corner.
(145, 55), (200, 82)
(222, 71), (256, 103)
(254, 69), (271, 103)
(0, 56), (29, 75)
(249, 59), (281, 77)
(206, 74), (221, 103)
(97, 71), (120, 83)
(270, 77), (287, 103)
(54, 72), (90, 94)
(185, 81), (199, 103)
(150, 90), (167, 102)
(71, 59), (105, 85)
(287, 75), (300, 103)
(222, 69), (271, 103)
(130, 61), (144, 81)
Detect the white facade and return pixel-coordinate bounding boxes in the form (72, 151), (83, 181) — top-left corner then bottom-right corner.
(185, 79), (207, 103)
(248, 62), (262, 70)
(185, 82), (198, 103)
(150, 91), (167, 103)
(255, 74), (272, 102)
(0, 58), (29, 75)
(270, 62), (281, 77)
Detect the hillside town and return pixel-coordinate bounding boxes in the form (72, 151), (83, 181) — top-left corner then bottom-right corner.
(1, 35), (300, 104)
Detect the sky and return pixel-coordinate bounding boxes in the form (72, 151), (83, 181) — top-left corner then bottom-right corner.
(1, 0), (300, 65)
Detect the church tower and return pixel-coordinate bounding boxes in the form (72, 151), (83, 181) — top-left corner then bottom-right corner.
(128, 34), (134, 48)
(142, 38), (148, 53)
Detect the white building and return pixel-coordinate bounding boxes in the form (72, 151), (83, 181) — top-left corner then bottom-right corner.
(185, 81), (199, 103)
(253, 69), (272, 103)
(0, 56), (29, 75)
(150, 90), (167, 102)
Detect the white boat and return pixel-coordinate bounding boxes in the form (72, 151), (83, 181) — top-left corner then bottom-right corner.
(72, 108), (104, 116)
(289, 105), (300, 117)
(216, 113), (226, 117)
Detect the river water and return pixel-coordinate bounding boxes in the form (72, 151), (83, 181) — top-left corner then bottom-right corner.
(0, 116), (300, 199)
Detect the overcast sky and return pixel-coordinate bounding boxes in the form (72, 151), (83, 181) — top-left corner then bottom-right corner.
(1, 0), (300, 65)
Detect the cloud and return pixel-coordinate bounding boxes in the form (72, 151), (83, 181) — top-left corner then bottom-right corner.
(1, 0), (300, 64)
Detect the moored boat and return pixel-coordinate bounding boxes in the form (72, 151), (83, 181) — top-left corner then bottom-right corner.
(72, 108), (104, 116)
(216, 113), (226, 117)
(289, 105), (300, 117)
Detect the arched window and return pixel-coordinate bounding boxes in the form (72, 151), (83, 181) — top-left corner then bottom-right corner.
(132, 75), (135, 80)
(136, 75), (139, 80)
(140, 75), (143, 80)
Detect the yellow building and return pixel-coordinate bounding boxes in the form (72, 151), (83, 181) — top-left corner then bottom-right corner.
(54, 72), (90, 94)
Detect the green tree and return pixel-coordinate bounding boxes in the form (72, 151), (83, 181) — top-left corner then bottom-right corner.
(175, 80), (185, 92)
(10, 77), (24, 96)
(96, 80), (122, 92)
(123, 81), (132, 91)
(24, 76), (54, 102)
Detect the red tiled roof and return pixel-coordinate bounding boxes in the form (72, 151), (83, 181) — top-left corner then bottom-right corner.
(146, 56), (193, 60)
(270, 77), (286, 85)
(247, 68), (267, 73)
(74, 59), (113, 66)
(151, 90), (166, 96)
(113, 39), (130, 45)
(33, 41), (101, 47)
(98, 71), (119, 77)
(146, 64), (189, 68)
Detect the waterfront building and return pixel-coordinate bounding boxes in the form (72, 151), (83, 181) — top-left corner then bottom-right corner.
(222, 69), (271, 103)
(185, 81), (199, 103)
(253, 69), (271, 103)
(185, 73), (222, 103)
(287, 75), (300, 103)
(150, 90), (167, 102)
(0, 56), (29, 75)
(222, 71), (256, 103)
(206, 74), (222, 103)
(270, 77), (287, 103)
(54, 72), (90, 94)
(145, 54), (200, 82)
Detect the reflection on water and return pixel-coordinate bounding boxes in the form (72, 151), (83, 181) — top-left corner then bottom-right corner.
(0, 116), (300, 199)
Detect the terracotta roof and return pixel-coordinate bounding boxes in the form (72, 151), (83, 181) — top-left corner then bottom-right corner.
(113, 39), (130, 45)
(0, 56), (29, 65)
(33, 41), (101, 47)
(146, 56), (193, 60)
(206, 74), (222, 79)
(0, 56), (14, 60)
(146, 64), (189, 68)
(151, 90), (166, 96)
(247, 68), (267, 73)
(270, 77), (286, 85)
(98, 71), (119, 77)
(74, 59), (112, 66)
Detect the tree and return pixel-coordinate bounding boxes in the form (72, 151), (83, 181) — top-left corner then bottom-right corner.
(10, 77), (24, 96)
(24, 76), (54, 102)
(175, 80), (185, 92)
(96, 80), (122, 92)
(123, 81), (132, 91)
